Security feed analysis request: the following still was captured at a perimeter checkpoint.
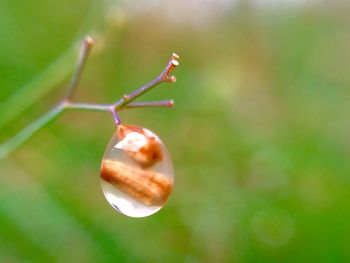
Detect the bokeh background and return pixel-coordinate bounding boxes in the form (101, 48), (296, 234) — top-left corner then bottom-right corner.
(1, 0), (350, 262)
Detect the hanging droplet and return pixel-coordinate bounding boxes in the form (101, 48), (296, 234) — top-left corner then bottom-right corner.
(100, 125), (174, 218)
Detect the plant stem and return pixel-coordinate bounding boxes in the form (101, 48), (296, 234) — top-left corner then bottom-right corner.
(0, 43), (79, 131)
(115, 53), (179, 111)
(65, 37), (95, 100)
(0, 37), (179, 159)
(65, 102), (111, 112)
(125, 100), (174, 108)
(0, 104), (64, 159)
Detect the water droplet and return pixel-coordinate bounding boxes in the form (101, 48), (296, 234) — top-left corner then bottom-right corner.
(100, 125), (174, 218)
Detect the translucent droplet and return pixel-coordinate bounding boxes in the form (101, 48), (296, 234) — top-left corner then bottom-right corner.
(100, 125), (174, 218)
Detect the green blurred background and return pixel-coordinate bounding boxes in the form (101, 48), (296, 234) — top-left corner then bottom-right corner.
(1, 0), (350, 262)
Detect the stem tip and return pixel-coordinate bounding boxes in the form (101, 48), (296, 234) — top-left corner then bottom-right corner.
(85, 36), (95, 46)
(172, 53), (180, 60)
(171, 59), (179, 66)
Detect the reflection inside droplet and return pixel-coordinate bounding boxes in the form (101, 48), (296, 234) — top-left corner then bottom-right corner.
(100, 125), (174, 218)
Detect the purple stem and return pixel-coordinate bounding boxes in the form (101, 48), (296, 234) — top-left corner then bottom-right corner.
(126, 100), (174, 108)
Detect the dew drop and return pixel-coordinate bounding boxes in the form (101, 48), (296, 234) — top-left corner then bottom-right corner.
(100, 125), (174, 218)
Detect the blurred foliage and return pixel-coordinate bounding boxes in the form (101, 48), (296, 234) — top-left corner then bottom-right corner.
(1, 0), (350, 262)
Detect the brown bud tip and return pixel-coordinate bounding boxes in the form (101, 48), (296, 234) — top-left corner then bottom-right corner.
(166, 75), (176, 83)
(172, 53), (180, 60)
(85, 36), (95, 46)
(171, 59), (179, 66)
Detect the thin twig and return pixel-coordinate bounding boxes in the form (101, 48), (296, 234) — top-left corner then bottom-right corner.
(114, 53), (180, 110)
(0, 37), (179, 159)
(125, 100), (174, 108)
(65, 102), (111, 112)
(64, 37), (95, 101)
(0, 104), (65, 159)
(110, 109), (122, 126)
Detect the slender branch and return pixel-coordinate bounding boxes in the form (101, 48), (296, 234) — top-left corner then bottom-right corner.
(125, 100), (174, 109)
(111, 110), (122, 126)
(0, 37), (180, 159)
(0, 42), (79, 131)
(0, 104), (65, 159)
(114, 53), (180, 111)
(65, 102), (111, 112)
(63, 100), (175, 111)
(64, 37), (95, 100)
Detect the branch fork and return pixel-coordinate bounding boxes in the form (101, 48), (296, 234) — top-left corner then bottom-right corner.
(0, 36), (180, 158)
